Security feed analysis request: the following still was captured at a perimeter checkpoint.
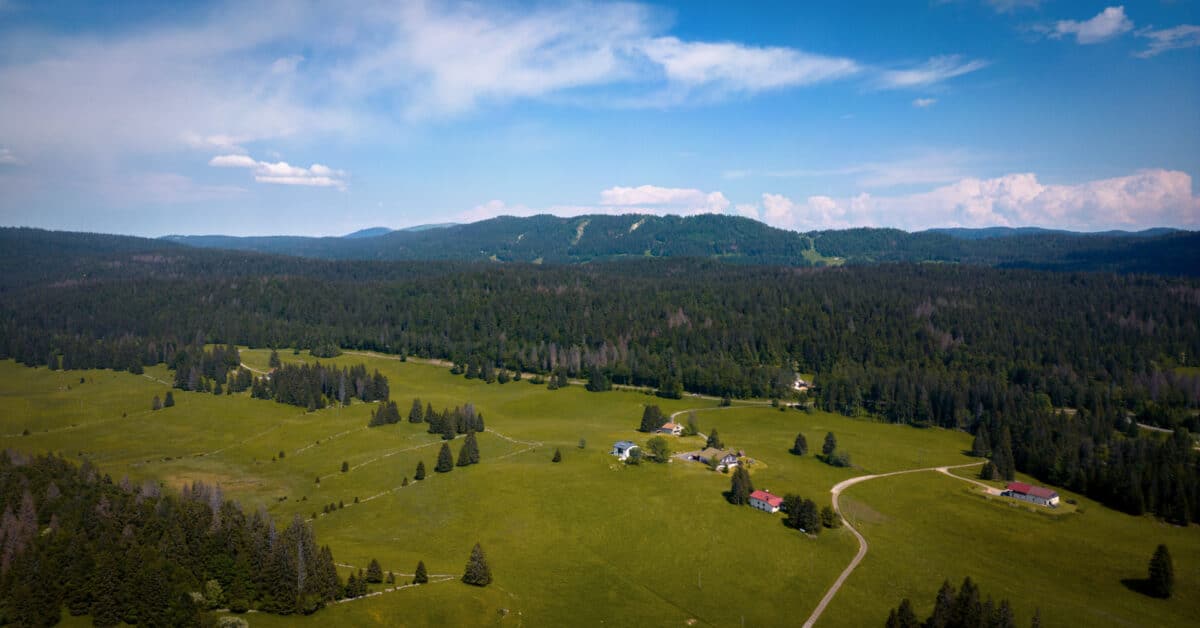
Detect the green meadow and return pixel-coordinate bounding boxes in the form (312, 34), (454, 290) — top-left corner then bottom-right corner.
(1, 352), (1196, 626)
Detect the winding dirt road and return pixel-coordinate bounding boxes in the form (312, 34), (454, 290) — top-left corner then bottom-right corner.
(801, 461), (986, 628)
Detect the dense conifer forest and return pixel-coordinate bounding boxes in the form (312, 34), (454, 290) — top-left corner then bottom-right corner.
(1, 233), (1198, 523)
(0, 451), (344, 625)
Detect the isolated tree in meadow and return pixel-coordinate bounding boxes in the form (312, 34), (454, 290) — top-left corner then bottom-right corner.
(578, 438), (586, 449)
(552, 448), (562, 463)
(822, 432), (837, 457)
(685, 412), (699, 436)
(1148, 544), (1174, 598)
(462, 543), (492, 587)
(638, 405), (665, 432)
(415, 460), (426, 480)
(409, 398), (423, 423)
(152, 395), (162, 411)
(414, 560), (428, 584)
(791, 432), (808, 456)
(706, 429), (724, 450)
(163, 391), (175, 407)
(797, 499), (820, 534)
(435, 443), (454, 473)
(366, 559), (383, 584)
(821, 505), (840, 528)
(341, 461), (349, 473)
(646, 436), (671, 463)
(728, 465), (753, 505)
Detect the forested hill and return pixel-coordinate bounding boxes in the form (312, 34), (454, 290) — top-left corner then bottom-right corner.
(160, 214), (1197, 274)
(164, 214), (815, 265)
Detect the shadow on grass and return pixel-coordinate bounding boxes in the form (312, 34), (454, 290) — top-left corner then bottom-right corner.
(1120, 577), (1165, 598)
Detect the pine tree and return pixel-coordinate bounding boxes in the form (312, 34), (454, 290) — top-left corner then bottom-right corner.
(415, 460), (426, 480)
(435, 443), (454, 473)
(820, 505), (840, 528)
(552, 448), (562, 462)
(409, 398), (424, 423)
(341, 461), (349, 473)
(928, 579), (956, 628)
(414, 560), (428, 584)
(152, 395), (162, 411)
(269, 349), (281, 369)
(164, 391), (175, 407)
(994, 427), (1016, 481)
(366, 558), (383, 584)
(822, 432), (837, 457)
(706, 429), (723, 450)
(791, 432), (808, 456)
(971, 428), (991, 457)
(462, 543), (492, 587)
(1148, 544), (1174, 598)
(457, 432), (480, 467)
(980, 461), (997, 481)
(728, 465), (753, 505)
(638, 405), (665, 432)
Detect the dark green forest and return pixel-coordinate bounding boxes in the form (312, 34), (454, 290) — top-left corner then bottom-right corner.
(1, 229), (1198, 525)
(0, 452), (346, 626)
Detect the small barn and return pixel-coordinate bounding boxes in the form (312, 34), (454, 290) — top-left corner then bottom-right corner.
(611, 440), (640, 461)
(657, 422), (685, 436)
(749, 490), (784, 513)
(1002, 481), (1060, 507)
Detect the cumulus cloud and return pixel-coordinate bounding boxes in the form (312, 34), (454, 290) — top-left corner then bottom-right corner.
(1052, 6), (1133, 44)
(1135, 25), (1200, 58)
(752, 169), (1200, 232)
(600, 185), (730, 213)
(209, 154), (346, 189)
(877, 55), (988, 89)
(912, 98), (938, 108)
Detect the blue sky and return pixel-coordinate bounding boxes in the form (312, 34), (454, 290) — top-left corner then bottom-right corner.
(0, 0), (1197, 236)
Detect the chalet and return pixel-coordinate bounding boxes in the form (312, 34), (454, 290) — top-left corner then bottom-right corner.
(1002, 481), (1060, 507)
(688, 448), (740, 469)
(610, 440), (640, 461)
(793, 376), (810, 392)
(749, 490), (784, 513)
(657, 422), (685, 436)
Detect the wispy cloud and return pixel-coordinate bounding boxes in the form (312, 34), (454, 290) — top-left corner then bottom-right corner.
(877, 55), (988, 89)
(912, 98), (938, 108)
(209, 154), (347, 189)
(639, 37), (859, 96)
(0, 147), (21, 166)
(722, 150), (975, 189)
(1050, 6), (1134, 45)
(985, 0), (1042, 13)
(1135, 24), (1200, 58)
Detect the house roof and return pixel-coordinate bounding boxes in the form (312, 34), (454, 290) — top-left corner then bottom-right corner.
(613, 440), (636, 449)
(661, 422), (682, 430)
(750, 490), (784, 507)
(1007, 482), (1057, 499)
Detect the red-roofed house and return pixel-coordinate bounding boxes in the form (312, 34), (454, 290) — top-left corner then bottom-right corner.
(657, 422), (685, 436)
(749, 490), (784, 513)
(1003, 481), (1060, 507)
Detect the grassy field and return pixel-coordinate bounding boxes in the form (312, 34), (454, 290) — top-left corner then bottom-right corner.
(1, 352), (1196, 626)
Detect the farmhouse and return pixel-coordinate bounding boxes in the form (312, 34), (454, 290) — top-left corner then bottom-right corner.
(686, 447), (740, 469)
(749, 490), (784, 513)
(657, 422), (684, 436)
(611, 440), (640, 461)
(1003, 481), (1060, 507)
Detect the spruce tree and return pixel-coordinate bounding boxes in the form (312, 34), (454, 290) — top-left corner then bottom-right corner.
(152, 395), (162, 411)
(980, 461), (997, 481)
(457, 432), (480, 467)
(269, 349), (281, 369)
(1148, 544), (1174, 598)
(435, 443), (454, 473)
(728, 466), (753, 505)
(791, 432), (808, 456)
(638, 405), (665, 432)
(971, 428), (991, 457)
(706, 429), (723, 450)
(366, 559), (383, 584)
(414, 560), (428, 584)
(415, 460), (426, 480)
(409, 398), (424, 423)
(164, 391), (175, 407)
(341, 460), (349, 473)
(462, 543), (492, 587)
(552, 448), (562, 462)
(822, 432), (837, 457)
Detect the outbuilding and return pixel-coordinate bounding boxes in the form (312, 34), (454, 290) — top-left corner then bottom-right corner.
(1003, 481), (1060, 507)
(611, 440), (640, 461)
(749, 490), (784, 513)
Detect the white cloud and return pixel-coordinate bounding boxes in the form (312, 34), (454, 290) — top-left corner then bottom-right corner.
(735, 203), (760, 219)
(912, 98), (938, 108)
(639, 37), (859, 94)
(1135, 25), (1200, 58)
(726, 150), (975, 189)
(0, 147), (20, 165)
(209, 153), (346, 189)
(1052, 6), (1134, 45)
(756, 169), (1200, 232)
(271, 54), (304, 74)
(600, 185), (730, 213)
(877, 55), (988, 89)
(985, 0), (1041, 13)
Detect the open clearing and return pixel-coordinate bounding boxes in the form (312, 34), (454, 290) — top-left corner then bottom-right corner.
(2, 352), (1196, 626)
